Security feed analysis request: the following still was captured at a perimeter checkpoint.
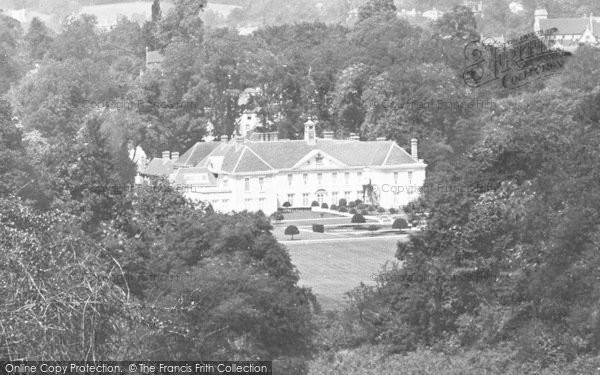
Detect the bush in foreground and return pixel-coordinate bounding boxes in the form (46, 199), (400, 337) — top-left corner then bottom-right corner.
(312, 224), (324, 233)
(285, 225), (300, 239)
(351, 214), (366, 224)
(392, 218), (408, 229)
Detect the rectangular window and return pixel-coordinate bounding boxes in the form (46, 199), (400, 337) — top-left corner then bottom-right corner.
(259, 177), (264, 191)
(357, 191), (363, 200)
(408, 171), (413, 185)
(345, 191), (351, 200)
(259, 198), (266, 210)
(332, 192), (338, 204)
(357, 172), (362, 183)
(344, 172), (350, 185)
(223, 178), (228, 188)
(287, 193), (294, 206)
(303, 173), (308, 185)
(244, 178), (250, 192)
(394, 172), (398, 185)
(288, 174), (293, 186)
(303, 193), (309, 206)
(332, 172), (337, 184)
(317, 173), (323, 185)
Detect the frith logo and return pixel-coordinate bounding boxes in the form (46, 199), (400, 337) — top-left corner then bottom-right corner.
(462, 29), (570, 89)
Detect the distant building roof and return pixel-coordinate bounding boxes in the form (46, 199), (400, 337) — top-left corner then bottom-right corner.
(146, 50), (164, 64)
(181, 139), (421, 175)
(172, 167), (217, 187)
(540, 17), (600, 36)
(176, 141), (221, 167)
(141, 157), (174, 177)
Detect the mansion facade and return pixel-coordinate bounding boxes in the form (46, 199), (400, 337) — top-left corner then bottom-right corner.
(140, 120), (427, 214)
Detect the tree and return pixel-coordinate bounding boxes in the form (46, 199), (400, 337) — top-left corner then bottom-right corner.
(0, 197), (128, 359)
(392, 218), (408, 229)
(285, 225), (300, 240)
(0, 100), (46, 205)
(283, 201), (292, 208)
(271, 212), (284, 222)
(351, 214), (366, 224)
(357, 0), (397, 22)
(25, 17), (53, 60)
(152, 0), (162, 23)
(368, 224), (380, 235)
(339, 198), (347, 207)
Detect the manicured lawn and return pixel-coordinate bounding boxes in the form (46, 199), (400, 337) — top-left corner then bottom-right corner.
(278, 210), (342, 220)
(285, 236), (407, 311)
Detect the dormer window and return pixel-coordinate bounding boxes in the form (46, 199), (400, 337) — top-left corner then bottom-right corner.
(315, 153), (324, 165)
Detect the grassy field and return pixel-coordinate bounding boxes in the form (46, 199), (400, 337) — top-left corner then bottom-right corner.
(285, 236), (407, 310)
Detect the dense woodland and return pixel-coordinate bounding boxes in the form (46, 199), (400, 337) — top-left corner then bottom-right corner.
(2, 0), (600, 373)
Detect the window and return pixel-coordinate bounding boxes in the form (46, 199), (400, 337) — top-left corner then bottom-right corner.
(287, 193), (294, 206)
(408, 171), (413, 185)
(245, 198), (252, 206)
(244, 178), (250, 192)
(332, 192), (338, 204)
(288, 174), (293, 186)
(303, 193), (309, 206)
(317, 192), (325, 204)
(357, 191), (363, 200)
(259, 198), (266, 210)
(344, 172), (350, 185)
(332, 172), (337, 184)
(303, 173), (308, 185)
(223, 178), (228, 188)
(393, 190), (399, 205)
(394, 172), (398, 185)
(259, 177), (264, 191)
(345, 191), (351, 200)
(357, 172), (362, 183)
(317, 173), (323, 185)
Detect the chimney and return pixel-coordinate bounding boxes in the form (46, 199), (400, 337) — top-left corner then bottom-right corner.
(534, 8), (548, 32)
(323, 130), (334, 139)
(349, 133), (360, 141)
(171, 152), (179, 161)
(162, 150), (170, 160)
(411, 139), (418, 159)
(376, 136), (387, 141)
(235, 135), (245, 151)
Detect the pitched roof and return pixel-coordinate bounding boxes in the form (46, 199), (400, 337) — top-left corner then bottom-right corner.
(187, 139), (421, 174)
(146, 50), (164, 64)
(176, 141), (221, 167)
(172, 167), (216, 186)
(141, 158), (174, 177)
(540, 18), (600, 36)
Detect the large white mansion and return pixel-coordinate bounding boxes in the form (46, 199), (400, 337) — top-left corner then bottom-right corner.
(141, 120), (427, 214)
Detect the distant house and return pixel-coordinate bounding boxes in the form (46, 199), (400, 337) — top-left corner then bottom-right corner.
(140, 151), (177, 182)
(534, 8), (600, 51)
(145, 47), (164, 73)
(77, 1), (174, 31)
(463, 0), (483, 18)
(142, 120), (427, 214)
(421, 8), (443, 21)
(238, 108), (262, 138)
